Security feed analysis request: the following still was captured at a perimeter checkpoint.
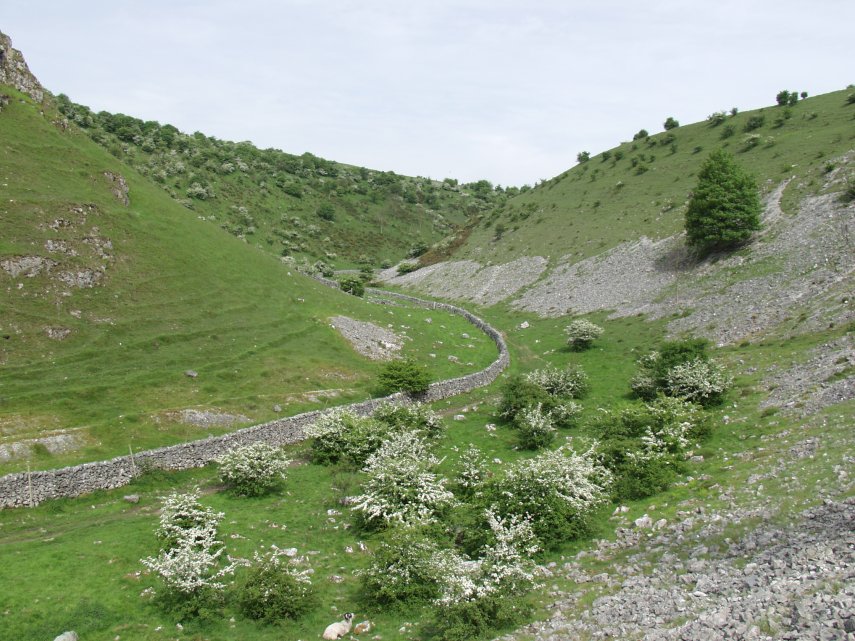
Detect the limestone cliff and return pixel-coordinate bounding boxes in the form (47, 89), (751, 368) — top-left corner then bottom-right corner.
(0, 31), (45, 102)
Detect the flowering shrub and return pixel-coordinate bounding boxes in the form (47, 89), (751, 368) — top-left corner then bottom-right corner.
(237, 546), (316, 622)
(564, 319), (604, 350)
(665, 358), (732, 406)
(454, 444), (489, 496)
(524, 365), (590, 399)
(485, 444), (611, 548)
(350, 431), (455, 527)
(142, 525), (237, 595)
(500, 367), (587, 438)
(217, 443), (291, 496)
(593, 397), (702, 500)
(631, 339), (730, 406)
(155, 490), (224, 549)
(432, 510), (540, 641)
(372, 401), (445, 439)
(304, 409), (388, 466)
(514, 403), (556, 450)
(142, 491), (236, 615)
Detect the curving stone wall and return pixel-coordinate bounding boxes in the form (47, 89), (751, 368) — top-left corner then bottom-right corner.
(0, 285), (508, 508)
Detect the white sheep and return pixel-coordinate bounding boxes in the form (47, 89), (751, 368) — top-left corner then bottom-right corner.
(322, 612), (354, 640)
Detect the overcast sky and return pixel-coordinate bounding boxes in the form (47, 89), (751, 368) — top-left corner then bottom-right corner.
(3, 1), (853, 186)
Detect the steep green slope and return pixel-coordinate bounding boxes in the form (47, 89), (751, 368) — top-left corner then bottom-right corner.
(0, 87), (496, 473)
(455, 88), (855, 264)
(53, 95), (510, 269)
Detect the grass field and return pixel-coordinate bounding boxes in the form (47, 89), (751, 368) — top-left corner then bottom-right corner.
(1, 302), (851, 641)
(0, 89), (496, 474)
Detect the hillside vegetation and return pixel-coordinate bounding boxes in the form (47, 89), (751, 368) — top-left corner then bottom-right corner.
(0, 86), (496, 473)
(53, 95), (511, 269)
(455, 88), (855, 264)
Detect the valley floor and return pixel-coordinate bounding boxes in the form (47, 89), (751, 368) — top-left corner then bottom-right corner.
(499, 405), (854, 641)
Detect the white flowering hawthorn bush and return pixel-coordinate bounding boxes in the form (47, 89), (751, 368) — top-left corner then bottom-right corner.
(432, 510), (541, 641)
(594, 396), (704, 501)
(155, 489), (224, 548)
(372, 401), (445, 439)
(514, 403), (557, 450)
(455, 444), (489, 496)
(237, 545), (316, 622)
(142, 491), (237, 614)
(665, 357), (732, 406)
(350, 431), (455, 528)
(564, 319), (604, 350)
(304, 408), (389, 466)
(486, 444), (611, 548)
(217, 442), (291, 496)
(524, 365), (590, 399)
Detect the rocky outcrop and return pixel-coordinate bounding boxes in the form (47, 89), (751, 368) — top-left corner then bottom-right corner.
(330, 315), (402, 360)
(103, 172), (130, 206)
(0, 31), (45, 102)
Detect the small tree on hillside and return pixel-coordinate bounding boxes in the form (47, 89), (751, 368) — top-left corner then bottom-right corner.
(684, 149), (762, 253)
(663, 116), (679, 130)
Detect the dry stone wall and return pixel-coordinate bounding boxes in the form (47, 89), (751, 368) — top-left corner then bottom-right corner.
(0, 284), (508, 508)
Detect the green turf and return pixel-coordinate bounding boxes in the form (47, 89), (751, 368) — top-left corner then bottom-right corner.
(0, 88), (497, 474)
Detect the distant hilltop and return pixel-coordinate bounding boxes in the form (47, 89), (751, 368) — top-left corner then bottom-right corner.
(0, 30), (45, 102)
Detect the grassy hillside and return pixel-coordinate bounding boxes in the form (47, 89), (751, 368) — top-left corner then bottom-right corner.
(53, 95), (510, 269)
(454, 88), (855, 264)
(0, 86), (497, 473)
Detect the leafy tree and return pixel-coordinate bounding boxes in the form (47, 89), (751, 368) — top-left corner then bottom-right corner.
(663, 116), (679, 130)
(684, 149), (762, 252)
(632, 129), (649, 141)
(316, 202), (335, 221)
(377, 358), (432, 395)
(338, 275), (365, 296)
(576, 151), (590, 163)
(776, 90), (792, 106)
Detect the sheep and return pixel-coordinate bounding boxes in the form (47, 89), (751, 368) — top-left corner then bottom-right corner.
(322, 612), (354, 640)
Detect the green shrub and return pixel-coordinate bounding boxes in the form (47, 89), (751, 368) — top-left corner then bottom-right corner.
(376, 358), (432, 395)
(663, 116), (679, 130)
(498, 375), (551, 422)
(316, 202), (336, 221)
(396, 261), (420, 275)
(359, 530), (448, 605)
(217, 443), (291, 496)
(576, 151), (591, 163)
(237, 549), (316, 622)
(633, 129), (649, 141)
(337, 275), (365, 296)
(743, 114), (765, 132)
(408, 241), (429, 258)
